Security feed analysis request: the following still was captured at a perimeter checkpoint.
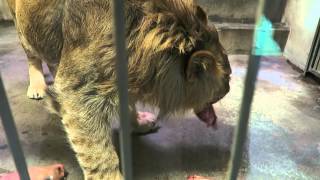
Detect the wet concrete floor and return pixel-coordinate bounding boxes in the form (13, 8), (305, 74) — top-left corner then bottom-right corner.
(0, 23), (320, 180)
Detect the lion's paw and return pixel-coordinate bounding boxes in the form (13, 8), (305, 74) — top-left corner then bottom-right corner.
(27, 82), (46, 100)
(133, 111), (160, 135)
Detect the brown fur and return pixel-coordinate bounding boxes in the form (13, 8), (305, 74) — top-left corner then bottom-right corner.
(8, 0), (64, 99)
(8, 0), (231, 179)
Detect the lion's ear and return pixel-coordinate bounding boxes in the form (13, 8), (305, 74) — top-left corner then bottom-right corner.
(186, 51), (217, 82)
(196, 6), (208, 25)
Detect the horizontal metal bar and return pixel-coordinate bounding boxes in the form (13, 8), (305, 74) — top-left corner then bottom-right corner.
(0, 75), (30, 180)
(112, 0), (133, 180)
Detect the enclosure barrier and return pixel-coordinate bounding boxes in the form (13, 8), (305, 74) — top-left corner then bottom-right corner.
(0, 0), (285, 179)
(227, 0), (288, 178)
(304, 18), (320, 77)
(0, 76), (30, 180)
(112, 0), (133, 179)
(227, 0), (265, 179)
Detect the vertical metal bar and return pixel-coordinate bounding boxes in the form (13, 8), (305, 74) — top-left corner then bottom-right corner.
(227, 55), (261, 180)
(112, 1), (133, 180)
(227, 0), (265, 179)
(304, 18), (320, 75)
(0, 75), (30, 180)
(310, 20), (320, 71)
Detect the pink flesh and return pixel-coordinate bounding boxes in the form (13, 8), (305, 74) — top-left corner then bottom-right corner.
(195, 104), (217, 128)
(187, 175), (214, 180)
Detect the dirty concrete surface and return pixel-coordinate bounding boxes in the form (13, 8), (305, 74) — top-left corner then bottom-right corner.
(0, 22), (320, 180)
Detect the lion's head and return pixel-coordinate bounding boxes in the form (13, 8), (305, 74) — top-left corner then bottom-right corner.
(128, 0), (231, 126)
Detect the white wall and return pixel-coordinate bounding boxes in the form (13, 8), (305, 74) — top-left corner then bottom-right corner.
(0, 0), (12, 20)
(283, 0), (320, 69)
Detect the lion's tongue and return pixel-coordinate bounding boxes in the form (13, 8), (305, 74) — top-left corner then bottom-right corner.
(195, 104), (217, 128)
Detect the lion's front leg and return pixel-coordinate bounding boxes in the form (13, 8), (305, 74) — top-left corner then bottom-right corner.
(61, 113), (122, 180)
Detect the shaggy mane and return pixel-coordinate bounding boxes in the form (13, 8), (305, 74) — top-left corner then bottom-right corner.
(128, 0), (212, 55)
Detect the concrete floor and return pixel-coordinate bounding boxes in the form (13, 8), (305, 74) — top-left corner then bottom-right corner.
(1, 22), (320, 180)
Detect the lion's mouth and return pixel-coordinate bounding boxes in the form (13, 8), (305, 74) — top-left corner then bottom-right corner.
(195, 88), (229, 128)
(195, 103), (217, 128)
(194, 74), (230, 128)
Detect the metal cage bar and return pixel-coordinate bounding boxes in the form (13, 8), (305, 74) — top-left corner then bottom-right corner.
(304, 18), (320, 76)
(227, 55), (262, 180)
(112, 0), (133, 180)
(227, 0), (286, 179)
(0, 75), (30, 180)
(227, 0), (265, 179)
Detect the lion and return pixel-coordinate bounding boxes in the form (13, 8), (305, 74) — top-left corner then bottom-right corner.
(7, 0), (231, 179)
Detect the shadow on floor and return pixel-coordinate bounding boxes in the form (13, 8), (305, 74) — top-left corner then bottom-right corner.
(113, 117), (249, 179)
